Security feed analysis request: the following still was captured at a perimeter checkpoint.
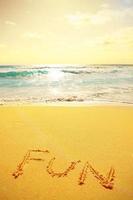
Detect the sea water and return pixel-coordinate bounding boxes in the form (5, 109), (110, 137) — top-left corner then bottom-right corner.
(0, 64), (133, 104)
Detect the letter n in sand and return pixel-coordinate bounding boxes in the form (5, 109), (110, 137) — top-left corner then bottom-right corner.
(78, 162), (115, 190)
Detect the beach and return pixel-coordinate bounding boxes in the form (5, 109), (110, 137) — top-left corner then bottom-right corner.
(0, 105), (133, 200)
(0, 0), (133, 198)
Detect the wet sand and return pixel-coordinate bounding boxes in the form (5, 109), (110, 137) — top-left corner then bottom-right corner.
(0, 105), (133, 200)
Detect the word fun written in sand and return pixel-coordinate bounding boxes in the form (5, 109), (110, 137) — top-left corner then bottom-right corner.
(12, 148), (115, 190)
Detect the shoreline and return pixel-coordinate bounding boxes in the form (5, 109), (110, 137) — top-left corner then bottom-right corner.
(0, 102), (133, 107)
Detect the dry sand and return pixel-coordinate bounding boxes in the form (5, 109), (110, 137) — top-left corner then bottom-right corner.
(0, 105), (133, 200)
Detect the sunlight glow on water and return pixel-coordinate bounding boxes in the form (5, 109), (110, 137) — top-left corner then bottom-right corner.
(48, 69), (64, 81)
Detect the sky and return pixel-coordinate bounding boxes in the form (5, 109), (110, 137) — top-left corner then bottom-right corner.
(0, 0), (133, 64)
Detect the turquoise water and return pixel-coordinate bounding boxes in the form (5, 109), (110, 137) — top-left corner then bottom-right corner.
(0, 64), (133, 104)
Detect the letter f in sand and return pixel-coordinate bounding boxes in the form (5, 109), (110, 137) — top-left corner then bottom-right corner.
(12, 149), (49, 179)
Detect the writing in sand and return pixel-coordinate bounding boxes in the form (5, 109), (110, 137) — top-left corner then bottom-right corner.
(12, 148), (115, 190)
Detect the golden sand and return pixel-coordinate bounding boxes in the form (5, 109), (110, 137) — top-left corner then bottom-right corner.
(0, 105), (133, 200)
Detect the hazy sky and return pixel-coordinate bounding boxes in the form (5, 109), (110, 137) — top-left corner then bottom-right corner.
(0, 0), (133, 64)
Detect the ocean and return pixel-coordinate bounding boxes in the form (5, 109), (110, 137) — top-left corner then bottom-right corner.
(0, 64), (133, 104)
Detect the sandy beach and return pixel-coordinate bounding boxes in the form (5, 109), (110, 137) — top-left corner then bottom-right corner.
(0, 105), (133, 200)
